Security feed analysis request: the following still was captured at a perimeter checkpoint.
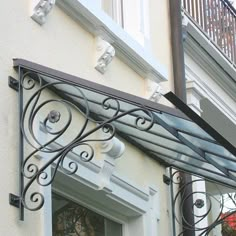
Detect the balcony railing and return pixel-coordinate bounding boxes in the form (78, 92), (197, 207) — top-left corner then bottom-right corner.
(182, 0), (236, 66)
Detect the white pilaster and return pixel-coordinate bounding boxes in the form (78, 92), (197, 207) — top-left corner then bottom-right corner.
(186, 81), (209, 235)
(186, 80), (204, 116)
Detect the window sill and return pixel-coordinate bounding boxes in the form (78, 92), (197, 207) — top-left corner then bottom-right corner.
(57, 0), (167, 83)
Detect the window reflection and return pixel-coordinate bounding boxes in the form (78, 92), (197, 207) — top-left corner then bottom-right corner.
(52, 194), (122, 236)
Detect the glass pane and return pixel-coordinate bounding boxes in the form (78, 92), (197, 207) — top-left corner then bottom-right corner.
(105, 219), (123, 236)
(52, 194), (122, 236)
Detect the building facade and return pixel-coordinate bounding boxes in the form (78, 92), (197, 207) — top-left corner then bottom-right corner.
(0, 0), (235, 236)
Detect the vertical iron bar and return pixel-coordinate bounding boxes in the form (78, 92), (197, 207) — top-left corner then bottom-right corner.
(215, 0), (220, 46)
(183, 0), (186, 10)
(187, 0), (191, 14)
(196, 0), (200, 23)
(170, 168), (176, 236)
(233, 17), (236, 64)
(199, 0), (204, 28)
(223, 2), (227, 54)
(212, 0), (216, 42)
(18, 66), (24, 221)
(229, 12), (233, 61)
(203, 0), (208, 32)
(225, 7), (229, 57)
(219, 0), (224, 49)
(191, 0), (195, 19)
(207, 0), (212, 37)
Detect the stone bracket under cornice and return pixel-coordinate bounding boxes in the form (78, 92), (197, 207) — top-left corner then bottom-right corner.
(145, 79), (163, 103)
(95, 37), (115, 74)
(56, 0), (167, 83)
(31, 0), (56, 25)
(98, 135), (125, 189)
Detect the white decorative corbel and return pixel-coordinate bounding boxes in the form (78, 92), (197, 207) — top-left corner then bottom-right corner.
(182, 13), (189, 41)
(95, 37), (115, 74)
(98, 136), (125, 190)
(186, 79), (204, 116)
(145, 78), (163, 102)
(31, 0), (56, 25)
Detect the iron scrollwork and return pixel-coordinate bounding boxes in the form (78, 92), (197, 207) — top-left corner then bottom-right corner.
(170, 169), (236, 236)
(15, 70), (154, 218)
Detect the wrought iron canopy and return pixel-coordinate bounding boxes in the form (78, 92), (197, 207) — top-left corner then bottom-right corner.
(10, 59), (236, 220)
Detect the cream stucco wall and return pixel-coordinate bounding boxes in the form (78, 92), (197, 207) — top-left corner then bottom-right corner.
(149, 0), (174, 93)
(0, 1), (173, 236)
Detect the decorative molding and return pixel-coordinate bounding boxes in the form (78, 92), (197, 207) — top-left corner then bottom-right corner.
(185, 65), (236, 124)
(98, 135), (125, 189)
(56, 0), (167, 82)
(95, 37), (115, 74)
(53, 153), (150, 215)
(186, 80), (204, 116)
(31, 0), (56, 25)
(100, 135), (125, 158)
(148, 186), (160, 221)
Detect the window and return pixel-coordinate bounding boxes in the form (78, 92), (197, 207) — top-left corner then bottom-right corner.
(102, 0), (150, 47)
(52, 193), (123, 236)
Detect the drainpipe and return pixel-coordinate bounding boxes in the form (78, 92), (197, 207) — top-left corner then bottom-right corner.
(169, 1), (195, 236)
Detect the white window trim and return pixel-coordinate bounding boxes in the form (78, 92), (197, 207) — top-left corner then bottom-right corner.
(111, 0), (124, 28)
(56, 0), (167, 83)
(119, 0), (150, 49)
(37, 124), (160, 236)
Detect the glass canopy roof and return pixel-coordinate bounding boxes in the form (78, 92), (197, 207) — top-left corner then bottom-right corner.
(14, 59), (236, 187)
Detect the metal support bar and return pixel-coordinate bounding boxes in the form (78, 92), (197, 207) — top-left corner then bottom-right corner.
(163, 175), (171, 185)
(9, 194), (20, 208)
(8, 76), (19, 91)
(9, 67), (155, 220)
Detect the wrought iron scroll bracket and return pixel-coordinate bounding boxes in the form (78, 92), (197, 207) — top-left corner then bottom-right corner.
(9, 68), (155, 221)
(169, 168), (236, 236)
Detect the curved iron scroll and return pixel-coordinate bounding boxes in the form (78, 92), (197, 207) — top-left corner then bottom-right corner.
(170, 168), (236, 236)
(15, 70), (154, 219)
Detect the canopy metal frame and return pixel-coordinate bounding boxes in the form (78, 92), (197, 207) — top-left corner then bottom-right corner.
(9, 59), (236, 221)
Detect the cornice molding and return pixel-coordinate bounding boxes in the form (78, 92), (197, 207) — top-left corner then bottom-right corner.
(31, 0), (56, 25)
(185, 66), (236, 124)
(56, 0), (167, 83)
(53, 153), (151, 215)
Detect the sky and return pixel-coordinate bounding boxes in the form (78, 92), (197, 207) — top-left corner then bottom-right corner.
(233, 0), (236, 8)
